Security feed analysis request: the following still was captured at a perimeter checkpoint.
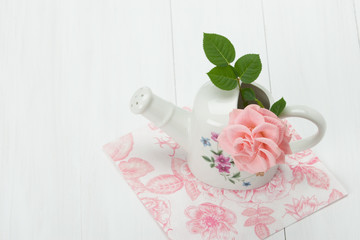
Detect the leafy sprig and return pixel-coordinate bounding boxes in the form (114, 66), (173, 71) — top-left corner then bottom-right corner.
(203, 33), (286, 116)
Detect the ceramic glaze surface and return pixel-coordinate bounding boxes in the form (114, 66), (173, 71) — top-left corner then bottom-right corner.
(130, 82), (326, 190)
(187, 82), (277, 190)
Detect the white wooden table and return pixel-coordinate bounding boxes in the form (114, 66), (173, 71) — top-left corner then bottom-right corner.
(1, 0), (359, 239)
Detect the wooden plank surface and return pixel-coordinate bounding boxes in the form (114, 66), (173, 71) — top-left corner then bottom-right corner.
(262, 0), (360, 239)
(170, 0), (272, 107)
(0, 0), (357, 239)
(0, 0), (175, 239)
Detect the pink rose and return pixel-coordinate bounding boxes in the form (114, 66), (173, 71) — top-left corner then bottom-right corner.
(218, 104), (292, 173)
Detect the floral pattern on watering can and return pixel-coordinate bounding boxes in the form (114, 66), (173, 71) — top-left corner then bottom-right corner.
(200, 131), (265, 187)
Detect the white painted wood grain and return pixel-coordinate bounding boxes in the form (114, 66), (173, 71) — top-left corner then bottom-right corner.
(0, 0), (357, 239)
(263, 0), (360, 239)
(0, 0), (174, 239)
(170, 0), (272, 108)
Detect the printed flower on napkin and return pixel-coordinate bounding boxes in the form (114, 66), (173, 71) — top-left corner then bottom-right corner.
(104, 123), (347, 240)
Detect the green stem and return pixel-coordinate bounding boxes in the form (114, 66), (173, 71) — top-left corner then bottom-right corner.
(237, 78), (248, 109)
(255, 98), (265, 108)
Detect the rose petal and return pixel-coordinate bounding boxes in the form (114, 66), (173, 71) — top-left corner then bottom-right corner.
(278, 136), (292, 154)
(218, 105), (292, 173)
(257, 106), (278, 118)
(255, 137), (282, 158)
(233, 159), (251, 172)
(226, 125), (252, 142)
(258, 148), (278, 167)
(241, 154), (270, 173)
(218, 125), (251, 155)
(253, 123), (280, 143)
(217, 132), (236, 155)
(230, 106), (265, 128)
(264, 116), (286, 143)
(276, 152), (286, 165)
(233, 152), (255, 164)
(233, 137), (253, 153)
(229, 109), (244, 125)
(246, 104), (261, 112)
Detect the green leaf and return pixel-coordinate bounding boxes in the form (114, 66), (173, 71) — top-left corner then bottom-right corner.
(270, 97), (286, 116)
(202, 156), (211, 162)
(232, 172), (241, 178)
(234, 54), (262, 83)
(210, 163), (215, 168)
(240, 88), (256, 101)
(203, 33), (236, 66)
(211, 156), (215, 162)
(207, 66), (238, 90)
(211, 150), (223, 156)
(211, 150), (218, 155)
(229, 179), (236, 184)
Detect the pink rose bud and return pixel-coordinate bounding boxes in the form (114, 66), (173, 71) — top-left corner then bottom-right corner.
(218, 105), (292, 173)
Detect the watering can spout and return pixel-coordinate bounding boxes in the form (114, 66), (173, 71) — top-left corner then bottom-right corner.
(130, 87), (191, 151)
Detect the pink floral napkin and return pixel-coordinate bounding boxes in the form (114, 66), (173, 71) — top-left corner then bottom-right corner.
(103, 123), (347, 240)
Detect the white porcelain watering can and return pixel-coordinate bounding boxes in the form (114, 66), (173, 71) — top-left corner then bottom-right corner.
(130, 82), (326, 190)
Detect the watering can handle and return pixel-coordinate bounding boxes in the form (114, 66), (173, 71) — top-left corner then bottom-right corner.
(280, 105), (326, 153)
